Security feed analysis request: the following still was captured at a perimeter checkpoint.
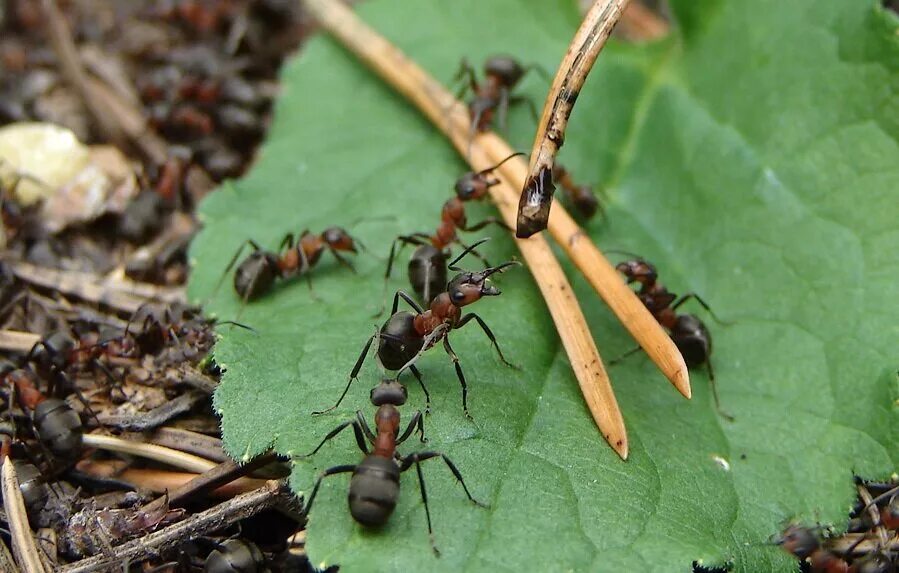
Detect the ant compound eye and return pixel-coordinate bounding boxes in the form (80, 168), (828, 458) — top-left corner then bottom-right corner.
(451, 290), (465, 303)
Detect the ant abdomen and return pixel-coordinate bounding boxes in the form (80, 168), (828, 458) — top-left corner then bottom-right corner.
(233, 251), (279, 300)
(349, 456), (400, 527)
(204, 539), (266, 573)
(32, 398), (83, 458)
(14, 461), (48, 520)
(484, 55), (526, 87)
(671, 314), (712, 368)
(408, 245), (447, 305)
(377, 312), (425, 370)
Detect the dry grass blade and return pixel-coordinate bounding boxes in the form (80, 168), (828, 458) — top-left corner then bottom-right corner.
(303, 0), (629, 458)
(0, 330), (41, 354)
(82, 433), (217, 473)
(516, 0), (632, 237)
(1, 462), (47, 573)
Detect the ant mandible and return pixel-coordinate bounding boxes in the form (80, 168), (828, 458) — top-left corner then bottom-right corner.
(301, 378), (486, 555)
(383, 153), (523, 306)
(318, 239), (519, 419)
(217, 226), (363, 304)
(613, 255), (732, 420)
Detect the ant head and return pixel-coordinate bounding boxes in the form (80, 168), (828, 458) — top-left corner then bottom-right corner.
(454, 152), (525, 201)
(454, 172), (491, 201)
(615, 259), (657, 285)
(485, 55), (526, 87)
(322, 226), (358, 253)
(370, 379), (407, 407)
(446, 261), (520, 307)
(774, 524), (820, 559)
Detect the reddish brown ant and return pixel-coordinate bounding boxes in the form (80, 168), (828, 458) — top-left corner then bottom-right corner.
(383, 153), (522, 306)
(454, 55), (544, 135)
(776, 524), (851, 573)
(612, 254), (732, 420)
(216, 227), (363, 305)
(302, 378), (486, 555)
(318, 239), (519, 418)
(552, 163), (604, 220)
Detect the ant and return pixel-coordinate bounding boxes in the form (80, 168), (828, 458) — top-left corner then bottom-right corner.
(612, 255), (732, 420)
(776, 524), (851, 573)
(217, 226), (363, 305)
(317, 240), (519, 419)
(302, 378), (486, 555)
(0, 360), (84, 463)
(454, 55), (542, 136)
(552, 163), (604, 220)
(383, 153), (522, 306)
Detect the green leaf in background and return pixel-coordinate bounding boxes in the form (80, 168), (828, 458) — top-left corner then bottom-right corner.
(188, 1), (899, 571)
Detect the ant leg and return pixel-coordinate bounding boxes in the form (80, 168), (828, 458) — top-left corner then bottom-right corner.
(453, 58), (479, 95)
(442, 336), (471, 419)
(312, 334), (376, 415)
(460, 216), (511, 233)
(706, 360), (734, 422)
(206, 239), (263, 305)
(672, 293), (731, 325)
(277, 232), (297, 252)
(456, 313), (519, 369)
(405, 454), (439, 556)
(409, 365), (431, 415)
(303, 464), (357, 517)
(609, 345), (643, 365)
(396, 410), (426, 445)
(300, 417), (369, 457)
(391, 290), (424, 315)
(329, 249), (357, 274)
(453, 239), (491, 269)
(400, 451), (488, 508)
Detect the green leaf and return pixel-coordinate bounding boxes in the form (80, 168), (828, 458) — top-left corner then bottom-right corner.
(188, 1), (899, 571)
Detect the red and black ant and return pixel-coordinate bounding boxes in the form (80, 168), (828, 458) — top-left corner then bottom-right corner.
(776, 524), (852, 573)
(552, 163), (603, 220)
(216, 227), (363, 305)
(302, 377), (486, 555)
(383, 153), (522, 306)
(318, 240), (519, 419)
(454, 55), (543, 136)
(612, 255), (732, 420)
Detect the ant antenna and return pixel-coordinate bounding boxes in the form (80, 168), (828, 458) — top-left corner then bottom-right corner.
(482, 261), (522, 278)
(476, 152), (526, 176)
(448, 238), (490, 270)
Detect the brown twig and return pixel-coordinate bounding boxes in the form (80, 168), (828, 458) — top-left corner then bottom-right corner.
(0, 330), (41, 354)
(141, 452), (281, 514)
(304, 0), (628, 457)
(59, 480), (291, 573)
(75, 459), (265, 496)
(516, 0), (632, 237)
(1, 463), (47, 573)
(41, 0), (169, 164)
(617, 2), (669, 41)
(96, 391), (207, 431)
(146, 428), (229, 464)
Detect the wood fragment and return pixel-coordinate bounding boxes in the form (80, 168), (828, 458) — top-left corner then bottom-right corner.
(516, 0), (632, 237)
(75, 459), (266, 496)
(304, 0), (641, 458)
(59, 481), (289, 573)
(1, 462), (47, 573)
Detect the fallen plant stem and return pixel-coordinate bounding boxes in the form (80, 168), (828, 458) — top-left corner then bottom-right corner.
(1, 462), (47, 573)
(82, 433), (217, 473)
(96, 391), (207, 431)
(0, 330), (41, 353)
(75, 459), (265, 496)
(304, 0), (629, 457)
(516, 0), (631, 237)
(146, 428), (229, 463)
(617, 1), (669, 41)
(142, 452), (281, 514)
(59, 480), (291, 573)
(0, 536), (17, 573)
